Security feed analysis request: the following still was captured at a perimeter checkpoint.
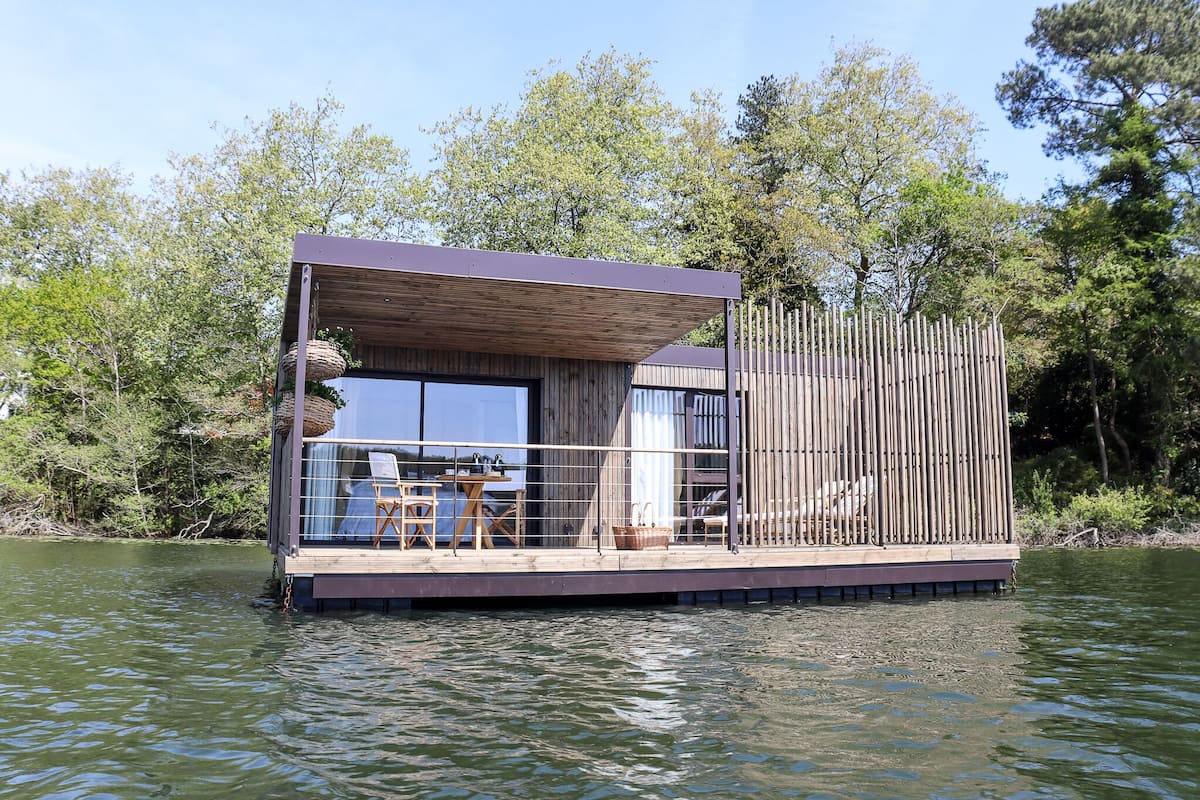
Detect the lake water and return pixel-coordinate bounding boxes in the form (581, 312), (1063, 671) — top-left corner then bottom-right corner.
(1, 540), (1197, 800)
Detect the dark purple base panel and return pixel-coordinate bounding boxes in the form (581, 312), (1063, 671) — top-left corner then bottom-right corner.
(295, 560), (1014, 611)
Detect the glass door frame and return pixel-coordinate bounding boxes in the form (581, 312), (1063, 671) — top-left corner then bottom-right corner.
(344, 369), (540, 478)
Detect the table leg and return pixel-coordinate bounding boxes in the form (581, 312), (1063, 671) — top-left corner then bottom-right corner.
(450, 510), (470, 549)
(448, 482), (499, 550)
(463, 486), (485, 550)
(472, 496), (483, 550)
(451, 489), (479, 549)
(477, 507), (494, 549)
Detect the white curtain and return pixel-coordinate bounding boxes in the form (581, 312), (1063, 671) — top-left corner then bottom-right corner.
(631, 389), (684, 529)
(302, 378), (357, 540)
(304, 442), (339, 539)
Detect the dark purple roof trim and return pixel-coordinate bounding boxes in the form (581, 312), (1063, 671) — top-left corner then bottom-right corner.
(293, 233), (741, 300)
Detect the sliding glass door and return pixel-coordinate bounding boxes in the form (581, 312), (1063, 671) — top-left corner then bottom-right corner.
(302, 375), (531, 541)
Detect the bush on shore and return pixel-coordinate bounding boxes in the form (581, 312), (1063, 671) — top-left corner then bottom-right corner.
(1014, 462), (1200, 547)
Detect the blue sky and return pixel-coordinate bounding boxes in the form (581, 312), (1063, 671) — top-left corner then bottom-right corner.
(2, 0), (1077, 201)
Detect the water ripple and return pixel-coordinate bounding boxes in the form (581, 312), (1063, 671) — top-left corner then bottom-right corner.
(1, 541), (1199, 798)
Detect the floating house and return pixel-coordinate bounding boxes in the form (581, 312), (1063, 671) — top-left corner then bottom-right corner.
(269, 233), (1018, 611)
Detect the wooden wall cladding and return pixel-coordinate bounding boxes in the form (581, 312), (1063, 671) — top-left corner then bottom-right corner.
(632, 363), (726, 391)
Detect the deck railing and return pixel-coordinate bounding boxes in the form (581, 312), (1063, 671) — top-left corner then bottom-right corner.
(291, 438), (732, 550)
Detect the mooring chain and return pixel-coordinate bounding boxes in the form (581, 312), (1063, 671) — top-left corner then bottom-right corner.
(282, 574), (294, 612)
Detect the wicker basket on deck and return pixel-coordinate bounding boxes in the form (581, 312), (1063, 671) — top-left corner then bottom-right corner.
(613, 503), (671, 550)
(612, 525), (671, 551)
(280, 340), (346, 382)
(272, 393), (336, 437)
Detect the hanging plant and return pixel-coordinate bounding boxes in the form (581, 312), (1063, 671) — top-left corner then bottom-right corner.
(280, 340), (346, 382)
(272, 380), (346, 410)
(271, 381), (345, 437)
(315, 326), (362, 370)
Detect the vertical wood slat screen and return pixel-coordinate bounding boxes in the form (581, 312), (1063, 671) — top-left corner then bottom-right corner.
(736, 300), (1014, 548)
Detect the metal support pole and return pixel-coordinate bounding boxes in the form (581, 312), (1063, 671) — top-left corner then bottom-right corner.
(724, 299), (740, 554)
(596, 449), (603, 553)
(266, 337), (288, 555)
(287, 264), (312, 557)
(451, 448), (459, 551)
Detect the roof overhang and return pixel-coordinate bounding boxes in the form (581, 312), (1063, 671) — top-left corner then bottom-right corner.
(282, 234), (741, 363)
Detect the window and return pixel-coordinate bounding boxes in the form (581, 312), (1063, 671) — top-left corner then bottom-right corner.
(302, 375), (531, 540)
(322, 376), (529, 482)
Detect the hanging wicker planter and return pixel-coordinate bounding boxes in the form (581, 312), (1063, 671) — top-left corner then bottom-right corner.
(273, 393), (336, 437)
(280, 340), (346, 381)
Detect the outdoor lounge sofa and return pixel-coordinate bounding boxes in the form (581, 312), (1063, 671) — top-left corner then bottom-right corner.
(702, 477), (876, 542)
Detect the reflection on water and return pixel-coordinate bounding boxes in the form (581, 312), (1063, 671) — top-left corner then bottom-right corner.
(1, 540), (1198, 799)
(1005, 549), (1200, 800)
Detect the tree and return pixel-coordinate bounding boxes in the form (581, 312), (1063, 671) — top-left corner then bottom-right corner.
(727, 74), (823, 308)
(429, 51), (684, 264)
(159, 93), (426, 535)
(872, 173), (1034, 319)
(0, 94), (426, 537)
(668, 89), (744, 273)
(1040, 193), (1130, 484)
(0, 169), (163, 532)
(167, 92), (426, 378)
(997, 0), (1200, 161)
(769, 44), (983, 312)
(735, 75), (790, 197)
(1000, 1), (1200, 489)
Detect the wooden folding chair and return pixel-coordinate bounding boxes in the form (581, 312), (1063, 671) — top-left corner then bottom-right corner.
(368, 452), (438, 549)
(485, 489), (526, 547)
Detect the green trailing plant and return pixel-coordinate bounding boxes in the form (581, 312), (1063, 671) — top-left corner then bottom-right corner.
(315, 326), (361, 370)
(274, 380), (346, 410)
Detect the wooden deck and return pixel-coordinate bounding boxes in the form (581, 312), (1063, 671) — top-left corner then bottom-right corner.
(281, 543), (1017, 575)
(278, 543), (1019, 609)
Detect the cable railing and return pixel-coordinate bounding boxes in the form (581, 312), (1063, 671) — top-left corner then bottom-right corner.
(294, 437), (732, 550)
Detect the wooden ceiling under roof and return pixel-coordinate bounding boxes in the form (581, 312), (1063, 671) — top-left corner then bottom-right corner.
(282, 235), (741, 363)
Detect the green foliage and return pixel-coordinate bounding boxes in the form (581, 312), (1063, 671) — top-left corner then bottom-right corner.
(315, 326), (361, 370)
(301, 381), (345, 410)
(1015, 480), (1200, 543)
(276, 380), (346, 410)
(1001, 2), (1200, 491)
(0, 36), (1197, 541)
(0, 94), (421, 537)
(1141, 483), (1200, 520)
(997, 0), (1200, 162)
(1064, 487), (1153, 533)
(429, 50), (684, 264)
(1014, 448), (1102, 506)
(1029, 469), (1058, 517)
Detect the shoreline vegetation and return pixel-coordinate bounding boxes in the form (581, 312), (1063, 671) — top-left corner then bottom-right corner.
(1016, 516), (1200, 548)
(4, 500), (1197, 550)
